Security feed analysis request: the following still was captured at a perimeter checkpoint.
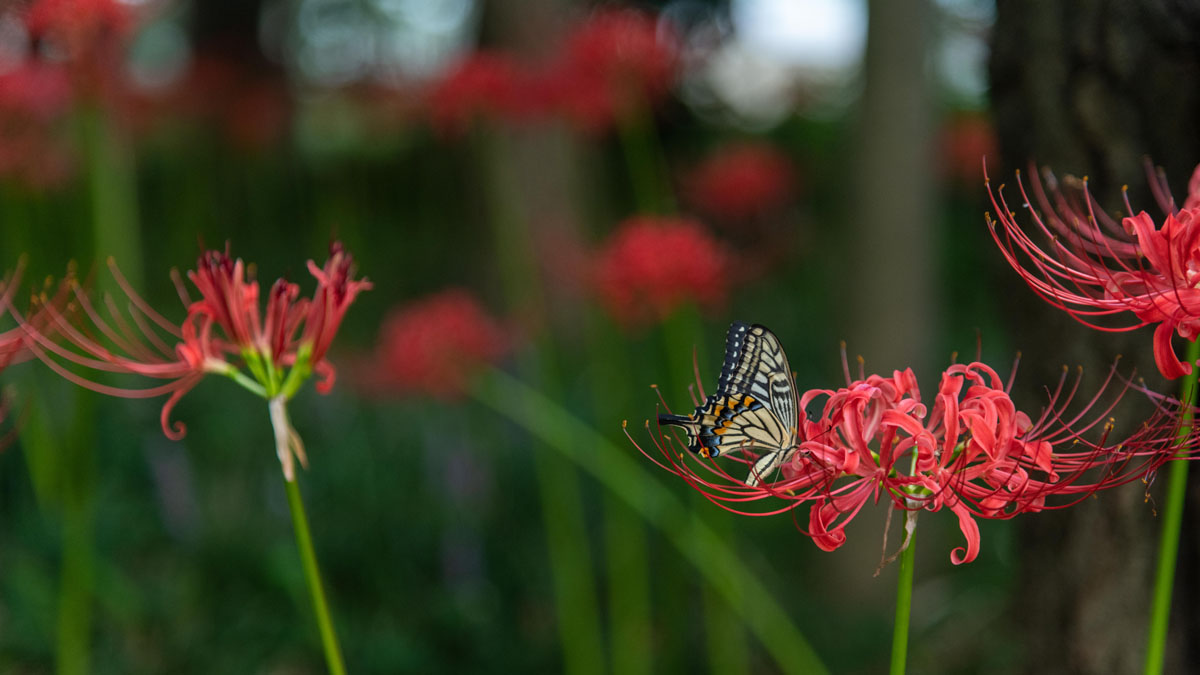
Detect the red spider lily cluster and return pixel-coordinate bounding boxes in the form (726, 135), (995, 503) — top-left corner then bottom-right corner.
(424, 7), (677, 135)
(987, 162), (1200, 379)
(683, 142), (798, 222)
(635, 352), (1196, 565)
(23, 0), (135, 57)
(3, 244), (370, 448)
(19, 0), (140, 100)
(592, 215), (732, 327)
(0, 63), (75, 188)
(372, 289), (508, 399)
(0, 0), (146, 188)
(427, 52), (538, 136)
(548, 7), (677, 133)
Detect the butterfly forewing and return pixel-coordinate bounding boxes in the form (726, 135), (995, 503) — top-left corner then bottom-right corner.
(658, 322), (799, 485)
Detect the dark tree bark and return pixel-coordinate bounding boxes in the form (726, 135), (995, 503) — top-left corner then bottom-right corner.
(989, 1), (1200, 672)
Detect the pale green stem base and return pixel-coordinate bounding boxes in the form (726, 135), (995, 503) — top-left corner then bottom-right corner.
(889, 531), (916, 675)
(472, 369), (829, 675)
(1143, 338), (1200, 674)
(271, 403), (346, 675)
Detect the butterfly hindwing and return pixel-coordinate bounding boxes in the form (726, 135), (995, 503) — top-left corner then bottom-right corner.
(658, 322), (798, 485)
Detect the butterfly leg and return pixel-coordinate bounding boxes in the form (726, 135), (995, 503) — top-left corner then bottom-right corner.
(744, 447), (796, 487)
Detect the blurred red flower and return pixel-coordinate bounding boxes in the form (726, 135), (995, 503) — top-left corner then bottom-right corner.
(549, 7), (678, 132)
(0, 63), (75, 188)
(427, 51), (539, 136)
(376, 290), (508, 399)
(23, 0), (139, 100)
(8, 244), (370, 440)
(637, 351), (1193, 565)
(593, 216), (731, 326)
(167, 55), (292, 150)
(24, 0), (133, 56)
(683, 142), (797, 221)
(940, 113), (997, 184)
(988, 162), (1200, 379)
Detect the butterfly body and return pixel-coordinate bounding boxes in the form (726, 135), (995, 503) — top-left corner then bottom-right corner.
(658, 322), (798, 486)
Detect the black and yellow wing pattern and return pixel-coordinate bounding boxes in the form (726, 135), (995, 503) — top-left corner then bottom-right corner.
(658, 322), (799, 486)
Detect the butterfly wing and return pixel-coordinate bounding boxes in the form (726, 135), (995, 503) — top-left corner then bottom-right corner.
(658, 322), (799, 485)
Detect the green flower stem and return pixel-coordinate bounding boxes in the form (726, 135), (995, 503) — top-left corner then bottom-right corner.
(616, 105), (676, 215)
(55, 500), (94, 675)
(587, 313), (652, 675)
(478, 126), (606, 675)
(601, 497), (652, 675)
(889, 527), (916, 675)
(471, 368), (829, 675)
(660, 309), (748, 674)
(44, 387), (98, 675)
(1143, 337), (1200, 674)
(270, 401), (346, 675)
(52, 102), (140, 675)
(81, 105), (142, 290)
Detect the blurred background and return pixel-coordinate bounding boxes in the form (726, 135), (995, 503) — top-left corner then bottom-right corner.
(0, 0), (1196, 672)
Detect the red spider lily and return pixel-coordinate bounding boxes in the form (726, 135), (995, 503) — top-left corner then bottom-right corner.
(633, 351), (1196, 565)
(374, 289), (508, 400)
(987, 162), (1200, 379)
(0, 63), (76, 188)
(548, 7), (678, 133)
(427, 51), (542, 136)
(5, 244), (370, 442)
(24, 0), (134, 55)
(154, 54), (292, 151)
(0, 263), (36, 368)
(939, 113), (997, 185)
(593, 216), (731, 326)
(22, 0), (139, 100)
(683, 142), (797, 222)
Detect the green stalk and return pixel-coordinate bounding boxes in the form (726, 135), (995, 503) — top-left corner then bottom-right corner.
(478, 128), (606, 675)
(270, 400), (346, 675)
(659, 309), (747, 674)
(55, 501), (94, 675)
(601, 497), (652, 675)
(52, 103), (142, 675)
(531, 451), (606, 675)
(588, 313), (651, 675)
(472, 369), (829, 675)
(615, 104), (676, 215)
(81, 106), (142, 289)
(1143, 337), (1200, 674)
(889, 530), (916, 675)
(585, 312), (652, 672)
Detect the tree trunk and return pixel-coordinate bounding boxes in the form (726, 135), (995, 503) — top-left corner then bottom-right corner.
(989, 1), (1200, 672)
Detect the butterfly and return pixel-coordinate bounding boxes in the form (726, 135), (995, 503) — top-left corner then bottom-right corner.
(658, 322), (798, 487)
